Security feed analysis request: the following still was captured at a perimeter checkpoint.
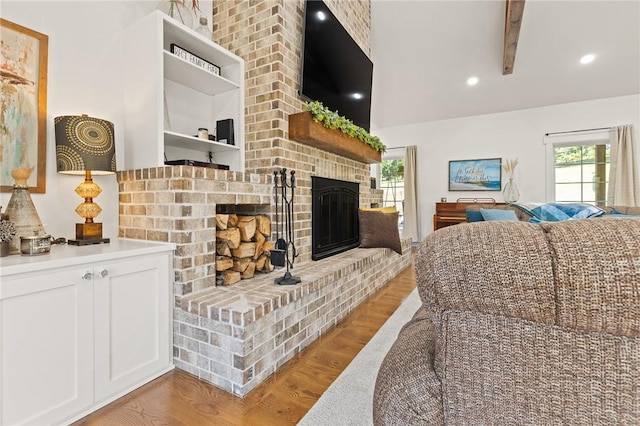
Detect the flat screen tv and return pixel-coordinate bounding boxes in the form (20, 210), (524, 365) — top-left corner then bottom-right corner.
(300, 0), (373, 132)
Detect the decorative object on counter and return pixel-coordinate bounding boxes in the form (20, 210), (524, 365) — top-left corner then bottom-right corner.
(4, 168), (46, 254)
(55, 114), (116, 246)
(157, 0), (193, 28)
(170, 43), (220, 75)
(0, 207), (16, 257)
(502, 157), (520, 203)
(0, 18), (48, 194)
(20, 234), (51, 255)
(272, 168), (301, 285)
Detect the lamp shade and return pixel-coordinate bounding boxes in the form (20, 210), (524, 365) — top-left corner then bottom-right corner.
(55, 115), (116, 175)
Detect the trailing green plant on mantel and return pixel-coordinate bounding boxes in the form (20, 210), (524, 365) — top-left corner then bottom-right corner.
(305, 101), (386, 153)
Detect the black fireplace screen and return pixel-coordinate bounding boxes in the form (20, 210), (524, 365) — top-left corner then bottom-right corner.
(312, 177), (360, 260)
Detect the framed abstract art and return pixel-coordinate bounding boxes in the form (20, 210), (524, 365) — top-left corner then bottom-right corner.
(0, 18), (48, 193)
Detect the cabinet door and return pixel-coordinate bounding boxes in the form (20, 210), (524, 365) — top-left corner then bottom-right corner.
(0, 269), (93, 425)
(93, 253), (171, 401)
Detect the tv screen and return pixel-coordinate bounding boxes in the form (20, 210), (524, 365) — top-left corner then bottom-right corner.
(300, 0), (373, 132)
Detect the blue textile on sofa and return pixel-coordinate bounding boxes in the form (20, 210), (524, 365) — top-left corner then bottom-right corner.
(465, 208), (485, 222)
(480, 208), (519, 221)
(512, 203), (605, 222)
(610, 208), (640, 218)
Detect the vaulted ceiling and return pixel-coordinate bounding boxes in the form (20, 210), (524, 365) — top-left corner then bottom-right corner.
(370, 0), (640, 130)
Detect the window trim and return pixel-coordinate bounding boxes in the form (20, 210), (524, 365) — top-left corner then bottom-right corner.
(543, 129), (610, 202)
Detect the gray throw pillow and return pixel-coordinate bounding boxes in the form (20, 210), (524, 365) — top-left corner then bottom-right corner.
(358, 209), (402, 255)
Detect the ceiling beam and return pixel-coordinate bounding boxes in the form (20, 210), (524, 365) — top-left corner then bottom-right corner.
(503, 0), (526, 75)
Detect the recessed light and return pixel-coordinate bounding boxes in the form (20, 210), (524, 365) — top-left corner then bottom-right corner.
(316, 11), (327, 21)
(351, 93), (364, 100)
(467, 77), (479, 86)
(580, 54), (595, 64)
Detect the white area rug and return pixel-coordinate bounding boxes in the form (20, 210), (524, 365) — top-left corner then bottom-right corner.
(297, 288), (422, 426)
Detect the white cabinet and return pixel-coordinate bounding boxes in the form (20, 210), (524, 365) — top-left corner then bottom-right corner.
(124, 10), (245, 172)
(93, 254), (171, 401)
(0, 239), (174, 425)
(1, 268), (93, 425)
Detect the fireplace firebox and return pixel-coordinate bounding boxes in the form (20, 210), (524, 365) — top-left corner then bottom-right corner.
(311, 177), (360, 260)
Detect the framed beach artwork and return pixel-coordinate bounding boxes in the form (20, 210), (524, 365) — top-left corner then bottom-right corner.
(0, 18), (48, 193)
(449, 158), (502, 191)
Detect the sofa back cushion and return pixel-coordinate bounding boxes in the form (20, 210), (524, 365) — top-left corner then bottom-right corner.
(417, 221), (556, 325)
(440, 310), (640, 424)
(541, 218), (640, 337)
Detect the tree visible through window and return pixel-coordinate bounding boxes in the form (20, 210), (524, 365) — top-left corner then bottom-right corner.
(554, 143), (609, 207)
(380, 159), (404, 228)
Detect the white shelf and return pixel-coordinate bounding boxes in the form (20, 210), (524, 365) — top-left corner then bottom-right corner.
(124, 10), (244, 172)
(164, 130), (240, 153)
(162, 16), (241, 69)
(163, 51), (238, 95)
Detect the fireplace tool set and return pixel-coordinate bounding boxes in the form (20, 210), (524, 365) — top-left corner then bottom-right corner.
(271, 168), (301, 285)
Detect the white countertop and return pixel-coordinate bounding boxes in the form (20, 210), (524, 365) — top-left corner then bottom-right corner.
(0, 238), (175, 277)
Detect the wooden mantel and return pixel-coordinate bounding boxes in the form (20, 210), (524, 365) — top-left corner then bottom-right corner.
(288, 112), (382, 164)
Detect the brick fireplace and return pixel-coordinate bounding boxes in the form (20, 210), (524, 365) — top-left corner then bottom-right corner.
(213, 0), (377, 264)
(117, 164), (410, 396)
(116, 0), (407, 397)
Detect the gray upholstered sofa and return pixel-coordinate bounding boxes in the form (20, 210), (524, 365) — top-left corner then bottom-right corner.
(374, 217), (640, 425)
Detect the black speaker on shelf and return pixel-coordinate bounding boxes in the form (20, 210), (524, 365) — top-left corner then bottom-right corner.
(216, 119), (234, 145)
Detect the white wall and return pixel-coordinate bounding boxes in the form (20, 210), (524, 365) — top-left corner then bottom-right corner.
(1, 1), (211, 241)
(3, 2), (638, 243)
(374, 94), (640, 238)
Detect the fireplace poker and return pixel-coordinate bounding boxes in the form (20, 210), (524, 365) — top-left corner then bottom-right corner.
(273, 168), (300, 285)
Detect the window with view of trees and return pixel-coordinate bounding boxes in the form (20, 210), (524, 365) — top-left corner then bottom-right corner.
(380, 159), (404, 228)
(553, 143), (610, 207)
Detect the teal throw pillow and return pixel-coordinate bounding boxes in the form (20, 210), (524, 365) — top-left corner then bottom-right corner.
(480, 208), (519, 221)
(465, 208), (485, 223)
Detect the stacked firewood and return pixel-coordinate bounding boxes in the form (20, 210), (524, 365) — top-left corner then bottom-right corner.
(215, 214), (275, 285)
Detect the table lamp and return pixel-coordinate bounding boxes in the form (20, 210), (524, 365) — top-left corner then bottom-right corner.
(55, 114), (116, 245)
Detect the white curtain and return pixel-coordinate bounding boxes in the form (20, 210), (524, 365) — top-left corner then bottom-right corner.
(608, 124), (640, 207)
(402, 145), (420, 242)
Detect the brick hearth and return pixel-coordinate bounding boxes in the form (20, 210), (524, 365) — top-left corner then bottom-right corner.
(176, 239), (412, 396)
(118, 165), (407, 395)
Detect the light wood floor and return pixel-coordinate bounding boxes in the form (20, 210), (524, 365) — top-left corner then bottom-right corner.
(74, 263), (416, 426)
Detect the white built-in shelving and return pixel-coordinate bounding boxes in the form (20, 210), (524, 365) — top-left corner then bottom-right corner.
(124, 11), (245, 171)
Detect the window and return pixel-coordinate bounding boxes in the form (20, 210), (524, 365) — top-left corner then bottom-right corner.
(547, 134), (610, 207)
(552, 142), (610, 207)
(380, 158), (404, 228)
